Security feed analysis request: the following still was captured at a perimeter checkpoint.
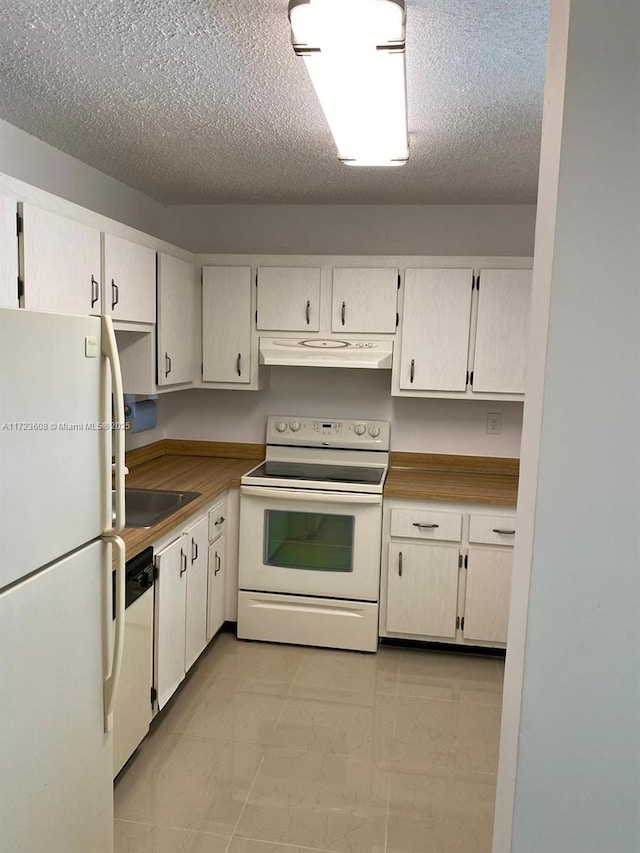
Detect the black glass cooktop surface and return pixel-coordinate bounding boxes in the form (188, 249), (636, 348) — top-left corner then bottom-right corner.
(246, 461), (385, 486)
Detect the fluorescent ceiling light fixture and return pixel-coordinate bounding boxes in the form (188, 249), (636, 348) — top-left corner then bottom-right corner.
(288, 0), (409, 167)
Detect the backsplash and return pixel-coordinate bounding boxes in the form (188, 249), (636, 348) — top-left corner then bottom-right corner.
(136, 367), (523, 458)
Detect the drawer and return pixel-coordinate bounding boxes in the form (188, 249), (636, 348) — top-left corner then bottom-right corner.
(208, 497), (228, 541)
(390, 507), (462, 542)
(469, 513), (516, 546)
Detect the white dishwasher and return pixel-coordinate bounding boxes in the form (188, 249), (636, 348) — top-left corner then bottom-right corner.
(113, 547), (154, 777)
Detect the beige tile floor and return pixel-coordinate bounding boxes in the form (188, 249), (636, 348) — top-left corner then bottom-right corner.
(115, 633), (504, 853)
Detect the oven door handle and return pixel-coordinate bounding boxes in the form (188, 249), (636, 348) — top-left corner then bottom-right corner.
(240, 485), (382, 506)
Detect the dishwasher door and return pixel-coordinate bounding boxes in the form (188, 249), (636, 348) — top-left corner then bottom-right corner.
(113, 548), (154, 777)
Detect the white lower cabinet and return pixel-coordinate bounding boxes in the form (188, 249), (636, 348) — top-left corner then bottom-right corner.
(183, 515), (209, 671)
(153, 493), (233, 711)
(154, 535), (188, 709)
(381, 498), (515, 649)
(463, 548), (512, 644)
(206, 493), (228, 640)
(387, 542), (459, 638)
(207, 535), (226, 640)
(154, 512), (209, 709)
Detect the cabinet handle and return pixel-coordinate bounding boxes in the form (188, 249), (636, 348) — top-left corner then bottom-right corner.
(191, 537), (198, 564)
(111, 279), (119, 310)
(90, 275), (100, 308)
(305, 300), (311, 325)
(398, 550), (403, 577)
(165, 352), (172, 377)
(215, 552), (221, 575)
(341, 301), (346, 326)
(214, 516), (225, 526)
(236, 353), (242, 376)
(492, 528), (516, 535)
(413, 522), (439, 529)
(179, 549), (187, 577)
(410, 358), (415, 384)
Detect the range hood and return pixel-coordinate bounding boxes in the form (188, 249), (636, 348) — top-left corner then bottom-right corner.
(259, 337), (393, 369)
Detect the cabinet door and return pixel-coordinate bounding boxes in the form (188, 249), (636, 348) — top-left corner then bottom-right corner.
(463, 547), (512, 644)
(0, 193), (18, 308)
(331, 268), (398, 333)
(155, 536), (187, 709)
(400, 269), (473, 391)
(184, 516), (209, 670)
(22, 204), (101, 315)
(103, 233), (156, 323)
(207, 534), (226, 641)
(257, 267), (320, 331)
(202, 266), (252, 383)
(386, 542), (459, 638)
(157, 253), (196, 386)
(472, 269), (532, 394)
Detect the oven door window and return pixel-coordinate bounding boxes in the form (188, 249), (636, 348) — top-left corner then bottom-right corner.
(264, 510), (355, 572)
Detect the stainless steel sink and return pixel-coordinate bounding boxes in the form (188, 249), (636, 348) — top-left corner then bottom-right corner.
(112, 488), (201, 528)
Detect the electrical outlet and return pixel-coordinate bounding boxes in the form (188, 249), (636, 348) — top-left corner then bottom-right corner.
(487, 412), (502, 434)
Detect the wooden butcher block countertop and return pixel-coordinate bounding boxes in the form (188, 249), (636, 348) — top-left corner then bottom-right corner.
(384, 452), (519, 506)
(120, 440), (263, 560)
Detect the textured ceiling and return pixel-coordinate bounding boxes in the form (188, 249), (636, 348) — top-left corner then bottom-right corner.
(0, 1), (549, 204)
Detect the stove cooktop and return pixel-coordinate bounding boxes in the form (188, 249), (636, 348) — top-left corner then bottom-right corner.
(244, 460), (386, 487)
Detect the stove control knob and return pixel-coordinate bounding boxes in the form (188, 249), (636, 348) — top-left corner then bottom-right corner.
(368, 425), (381, 438)
(354, 423), (367, 436)
(289, 420), (301, 432)
(275, 421), (288, 433)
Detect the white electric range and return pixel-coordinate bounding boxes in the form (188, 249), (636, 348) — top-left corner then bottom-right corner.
(237, 415), (390, 652)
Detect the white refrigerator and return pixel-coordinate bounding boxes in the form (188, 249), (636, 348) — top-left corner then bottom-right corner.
(0, 306), (127, 853)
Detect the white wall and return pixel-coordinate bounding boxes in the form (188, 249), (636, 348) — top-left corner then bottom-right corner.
(495, 1), (640, 851)
(156, 372), (523, 457)
(167, 203), (536, 256)
(0, 119), (171, 241)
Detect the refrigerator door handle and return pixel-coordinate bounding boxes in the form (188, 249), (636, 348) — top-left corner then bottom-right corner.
(103, 534), (125, 733)
(102, 315), (126, 535)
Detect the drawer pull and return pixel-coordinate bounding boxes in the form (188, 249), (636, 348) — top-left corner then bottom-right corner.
(413, 522), (439, 529)
(492, 528), (516, 535)
(398, 551), (403, 577)
(179, 549), (187, 577)
(341, 301), (346, 325)
(214, 516), (226, 526)
(409, 358), (415, 383)
(236, 352), (242, 376)
(305, 300), (311, 325)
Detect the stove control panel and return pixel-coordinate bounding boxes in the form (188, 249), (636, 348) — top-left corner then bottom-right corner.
(266, 416), (390, 450)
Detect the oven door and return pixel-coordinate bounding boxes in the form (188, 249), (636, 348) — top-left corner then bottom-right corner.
(239, 486), (382, 601)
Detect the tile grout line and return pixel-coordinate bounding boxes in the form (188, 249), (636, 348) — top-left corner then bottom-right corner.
(224, 652), (303, 853)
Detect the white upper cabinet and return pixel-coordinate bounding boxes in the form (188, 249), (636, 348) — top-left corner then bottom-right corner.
(0, 193), (18, 308)
(102, 233), (156, 323)
(21, 203), (101, 315)
(157, 253), (196, 386)
(471, 269), (532, 394)
(202, 266), (252, 384)
(331, 268), (398, 333)
(399, 268), (473, 391)
(256, 266), (320, 331)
